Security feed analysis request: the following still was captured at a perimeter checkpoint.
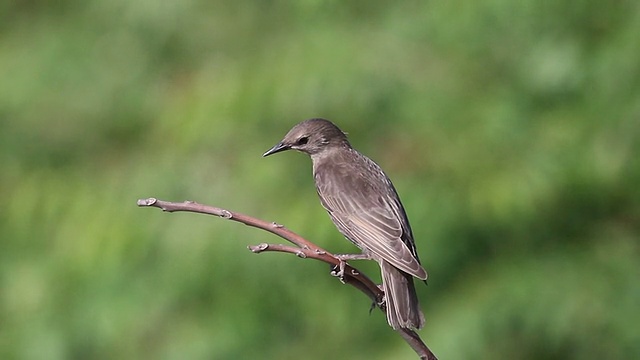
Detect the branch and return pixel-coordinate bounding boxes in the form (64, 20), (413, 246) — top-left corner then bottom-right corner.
(137, 197), (437, 360)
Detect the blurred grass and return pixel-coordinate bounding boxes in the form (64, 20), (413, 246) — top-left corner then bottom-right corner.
(1, 1), (639, 359)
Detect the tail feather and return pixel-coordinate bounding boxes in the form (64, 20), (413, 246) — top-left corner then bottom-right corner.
(380, 260), (425, 330)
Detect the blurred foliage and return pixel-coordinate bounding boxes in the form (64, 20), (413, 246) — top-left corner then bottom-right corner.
(1, 1), (639, 359)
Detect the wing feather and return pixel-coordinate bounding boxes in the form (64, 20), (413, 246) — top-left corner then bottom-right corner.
(314, 152), (427, 280)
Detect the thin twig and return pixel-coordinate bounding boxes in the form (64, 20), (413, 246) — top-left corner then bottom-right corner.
(137, 197), (437, 360)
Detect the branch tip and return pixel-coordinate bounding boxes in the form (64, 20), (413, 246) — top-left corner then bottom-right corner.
(137, 197), (157, 206)
(248, 243), (269, 253)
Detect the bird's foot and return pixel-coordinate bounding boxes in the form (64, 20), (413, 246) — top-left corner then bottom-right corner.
(369, 301), (377, 314)
(330, 259), (348, 283)
(375, 292), (387, 312)
(331, 254), (368, 283)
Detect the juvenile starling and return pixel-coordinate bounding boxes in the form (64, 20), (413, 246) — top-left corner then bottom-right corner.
(263, 118), (427, 330)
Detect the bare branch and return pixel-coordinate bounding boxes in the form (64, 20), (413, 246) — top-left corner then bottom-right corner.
(137, 197), (437, 359)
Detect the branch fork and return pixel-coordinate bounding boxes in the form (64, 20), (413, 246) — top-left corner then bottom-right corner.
(137, 197), (437, 360)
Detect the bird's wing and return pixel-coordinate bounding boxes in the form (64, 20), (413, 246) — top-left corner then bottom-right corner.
(316, 174), (427, 280)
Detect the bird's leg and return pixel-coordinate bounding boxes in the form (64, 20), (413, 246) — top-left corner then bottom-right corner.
(334, 253), (372, 261)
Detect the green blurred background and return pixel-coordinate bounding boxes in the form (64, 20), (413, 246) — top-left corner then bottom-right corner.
(1, 1), (639, 359)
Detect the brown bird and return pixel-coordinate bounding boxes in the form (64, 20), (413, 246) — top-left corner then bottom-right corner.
(263, 118), (427, 330)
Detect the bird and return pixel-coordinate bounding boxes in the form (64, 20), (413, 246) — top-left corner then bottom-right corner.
(263, 118), (427, 330)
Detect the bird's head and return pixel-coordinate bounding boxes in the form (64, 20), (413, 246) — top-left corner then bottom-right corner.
(263, 118), (350, 157)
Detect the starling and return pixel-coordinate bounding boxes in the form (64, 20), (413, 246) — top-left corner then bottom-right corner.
(263, 118), (427, 330)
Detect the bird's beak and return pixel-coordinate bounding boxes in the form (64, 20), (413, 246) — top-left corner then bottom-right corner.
(262, 142), (290, 157)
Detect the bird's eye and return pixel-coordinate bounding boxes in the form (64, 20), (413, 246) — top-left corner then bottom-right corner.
(296, 136), (309, 145)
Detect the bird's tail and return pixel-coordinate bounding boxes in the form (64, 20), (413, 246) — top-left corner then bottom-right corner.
(380, 260), (425, 330)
